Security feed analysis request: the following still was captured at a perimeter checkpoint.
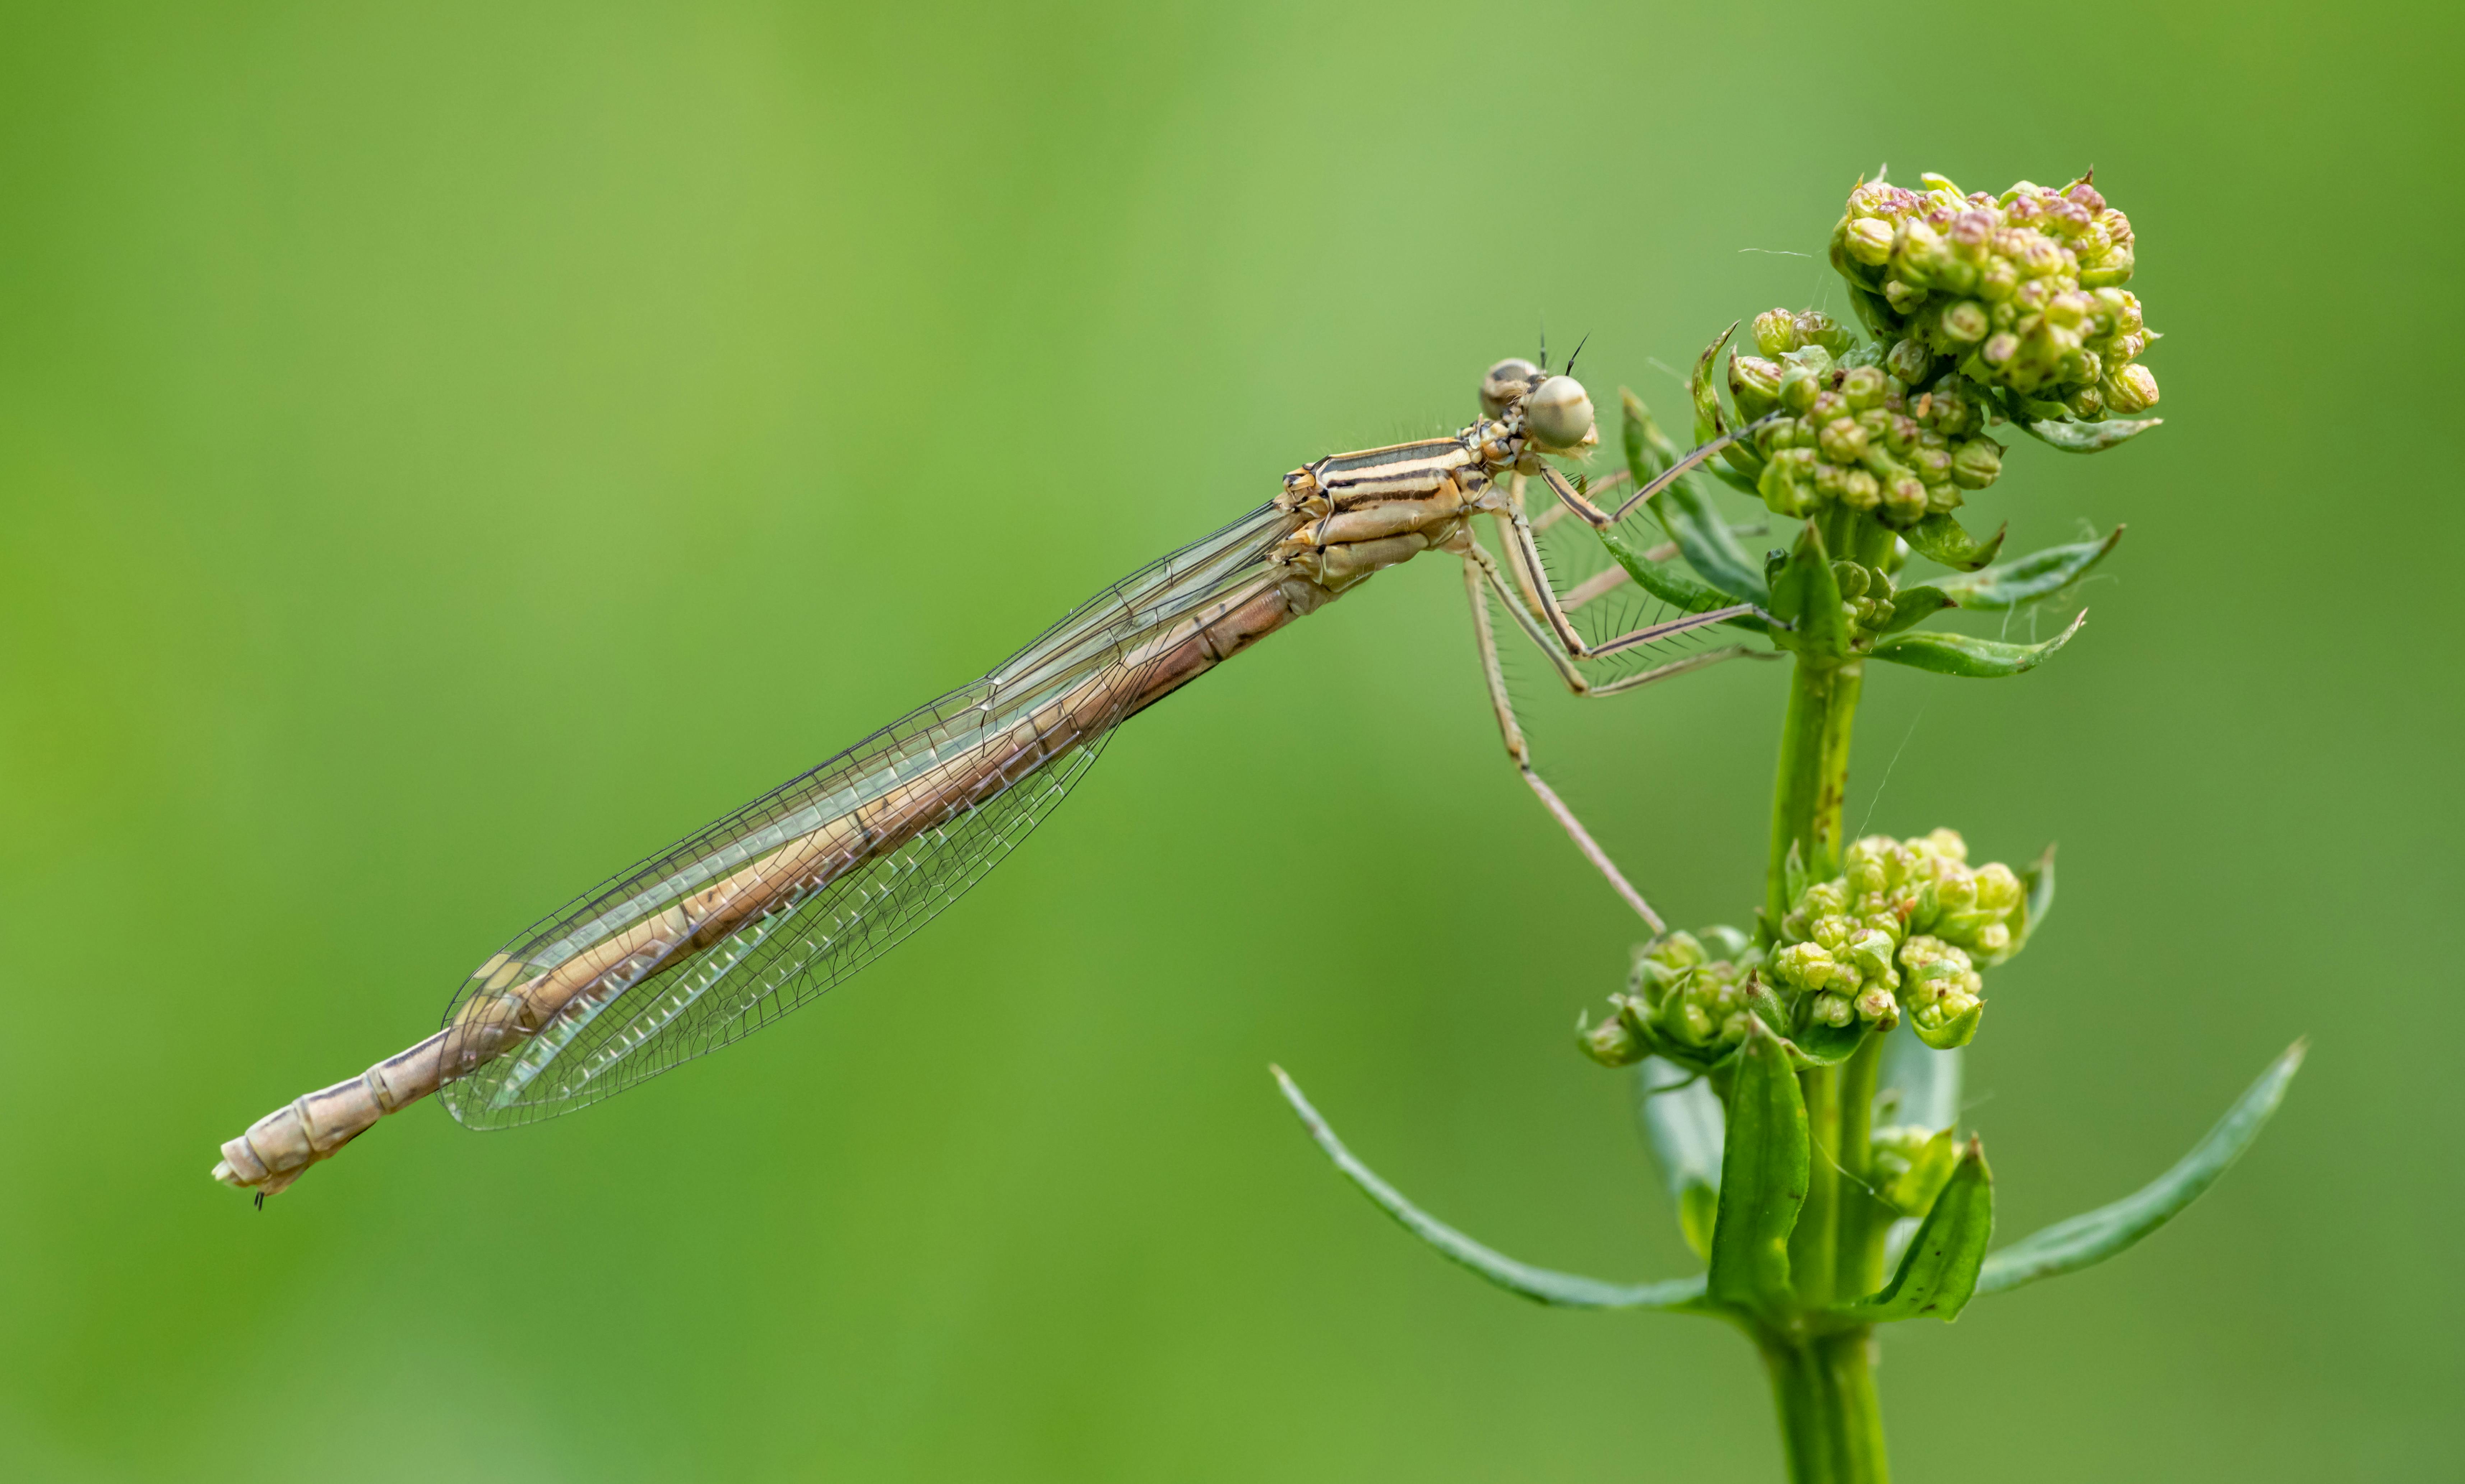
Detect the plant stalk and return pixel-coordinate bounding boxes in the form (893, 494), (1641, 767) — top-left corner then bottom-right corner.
(1759, 1327), (1891, 1484)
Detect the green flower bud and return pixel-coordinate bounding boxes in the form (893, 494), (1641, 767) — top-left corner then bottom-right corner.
(1886, 338), (1933, 384)
(1980, 332), (2020, 369)
(1971, 862), (2021, 912)
(1845, 216), (1895, 266)
(1839, 468), (1881, 511)
(1758, 448), (1820, 517)
(1883, 476), (1929, 525)
(1841, 366), (1888, 412)
(2080, 247), (2135, 288)
(1937, 300), (1990, 344)
(1854, 985), (1899, 1025)
(1812, 992), (1855, 1028)
(1883, 278), (1928, 313)
(1754, 308), (1803, 358)
(2104, 362), (2160, 413)
(1847, 927), (1899, 978)
(1773, 941), (1839, 992)
(1819, 417), (1870, 462)
(1977, 256), (2020, 302)
(1730, 354), (1784, 419)
(1832, 560), (1871, 598)
(1796, 312), (1853, 355)
(1779, 362), (1823, 413)
(1950, 438), (2003, 490)
(1580, 1009), (1646, 1066)
(2063, 384), (2105, 419)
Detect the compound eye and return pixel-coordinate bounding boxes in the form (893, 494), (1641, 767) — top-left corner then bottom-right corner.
(1525, 375), (1596, 451)
(1479, 357), (1543, 418)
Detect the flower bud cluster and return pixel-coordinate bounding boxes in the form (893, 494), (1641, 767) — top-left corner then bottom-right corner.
(1870, 1124), (1957, 1217)
(1580, 929), (1762, 1067)
(1837, 172), (2159, 419)
(1770, 829), (2025, 1039)
(1736, 342), (2004, 527)
(1831, 559), (1899, 644)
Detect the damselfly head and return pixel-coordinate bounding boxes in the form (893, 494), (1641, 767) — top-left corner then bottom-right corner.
(1480, 357), (1543, 418)
(1524, 375), (1597, 453)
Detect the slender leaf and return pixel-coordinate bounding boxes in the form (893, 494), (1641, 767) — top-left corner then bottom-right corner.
(1935, 527), (2124, 611)
(1637, 1058), (1725, 1260)
(1707, 1016), (1808, 1318)
(1977, 1043), (2306, 1295)
(1769, 522), (1849, 664)
(1837, 1139), (1993, 1323)
(1876, 584), (1954, 636)
(1659, 477), (1769, 604)
(1690, 323), (1737, 446)
(1904, 513), (2007, 572)
(1869, 611), (2086, 678)
(1996, 386), (2164, 452)
(1272, 1066), (1709, 1310)
(1618, 388), (1768, 603)
(1599, 528), (1773, 634)
(1911, 1000), (1984, 1050)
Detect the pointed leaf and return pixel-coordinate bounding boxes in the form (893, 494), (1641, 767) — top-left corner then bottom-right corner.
(1869, 611), (2086, 678)
(1837, 1138), (1993, 1323)
(1904, 513), (2007, 572)
(1599, 529), (1773, 634)
(1637, 1058), (1724, 1261)
(1876, 584), (1954, 636)
(1660, 479), (1769, 604)
(1707, 1016), (1808, 1318)
(1769, 523), (1850, 664)
(1977, 1043), (2305, 1296)
(1996, 386), (2164, 452)
(1935, 528), (2124, 611)
(1619, 390), (1769, 603)
(1690, 323), (1737, 446)
(1911, 1001), (1984, 1050)
(1272, 1067), (1710, 1310)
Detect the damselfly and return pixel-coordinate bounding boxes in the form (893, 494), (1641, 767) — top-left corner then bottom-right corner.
(212, 358), (1774, 1196)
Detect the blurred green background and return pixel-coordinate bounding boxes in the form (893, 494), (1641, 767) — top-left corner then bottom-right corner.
(2, 1), (2456, 1479)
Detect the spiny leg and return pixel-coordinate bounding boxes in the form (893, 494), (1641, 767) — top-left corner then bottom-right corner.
(1460, 553), (1670, 934)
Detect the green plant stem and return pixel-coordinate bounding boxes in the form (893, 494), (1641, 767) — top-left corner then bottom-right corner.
(1766, 656), (1865, 922)
(1762, 511), (1889, 1472)
(1758, 1328), (1891, 1484)
(1833, 1031), (1888, 1301)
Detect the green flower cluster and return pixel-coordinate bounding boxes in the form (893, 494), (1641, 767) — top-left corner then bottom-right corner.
(1731, 326), (2003, 527)
(1770, 829), (2024, 1048)
(1832, 171), (2159, 420)
(1580, 927), (1763, 1068)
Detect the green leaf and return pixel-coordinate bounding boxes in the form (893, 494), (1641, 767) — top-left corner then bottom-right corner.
(1996, 386), (2164, 452)
(1911, 1001), (1984, 1050)
(1935, 527), (2124, 611)
(1903, 513), (2007, 572)
(1690, 323), (1737, 446)
(1876, 584), (1954, 636)
(1977, 1043), (2306, 1296)
(1599, 528), (1772, 634)
(1272, 1066), (1710, 1310)
(1769, 522), (1850, 664)
(1869, 611), (2086, 678)
(1836, 1138), (1993, 1323)
(1660, 478), (1769, 603)
(1620, 390), (1769, 604)
(1707, 1016), (1809, 1318)
(1787, 1018), (1866, 1067)
(1637, 1058), (1724, 1261)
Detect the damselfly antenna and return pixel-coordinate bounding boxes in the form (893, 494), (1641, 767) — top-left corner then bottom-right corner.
(1563, 332), (1593, 379)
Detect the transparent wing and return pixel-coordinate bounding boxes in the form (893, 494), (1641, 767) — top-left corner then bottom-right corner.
(438, 501), (1299, 1129)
